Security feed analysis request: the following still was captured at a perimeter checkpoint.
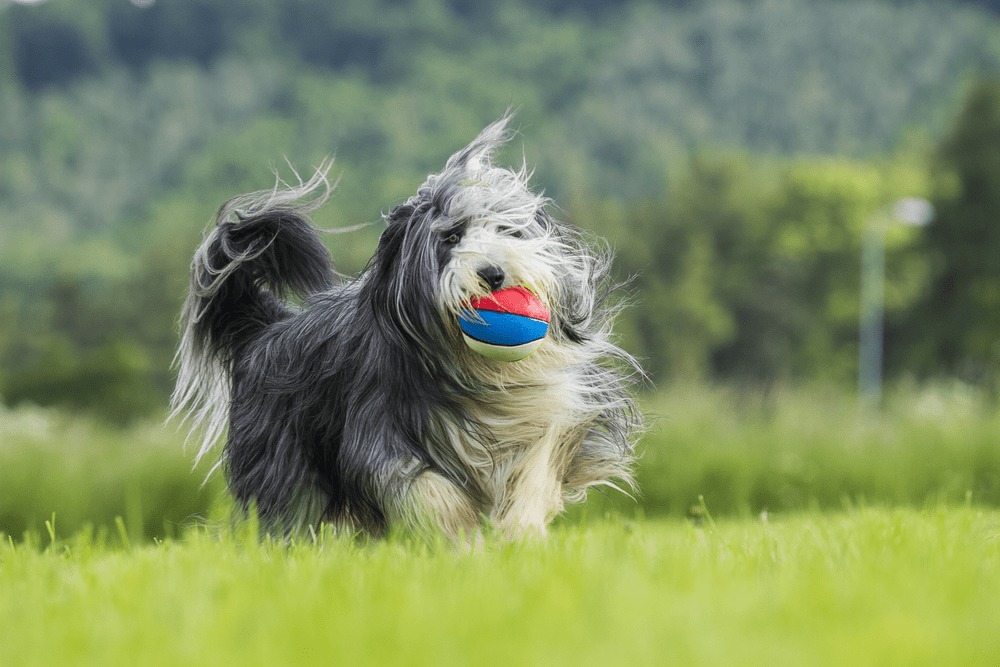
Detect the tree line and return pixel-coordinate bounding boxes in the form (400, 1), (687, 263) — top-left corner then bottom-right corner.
(1, 0), (999, 419)
(4, 79), (999, 420)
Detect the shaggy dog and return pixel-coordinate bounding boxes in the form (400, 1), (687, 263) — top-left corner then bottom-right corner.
(172, 115), (642, 540)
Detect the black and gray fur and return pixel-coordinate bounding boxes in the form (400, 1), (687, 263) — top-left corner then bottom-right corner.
(172, 115), (642, 540)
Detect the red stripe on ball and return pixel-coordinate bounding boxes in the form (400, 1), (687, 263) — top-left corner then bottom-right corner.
(470, 286), (550, 322)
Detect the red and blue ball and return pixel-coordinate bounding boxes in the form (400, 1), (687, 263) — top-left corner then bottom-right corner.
(459, 286), (550, 362)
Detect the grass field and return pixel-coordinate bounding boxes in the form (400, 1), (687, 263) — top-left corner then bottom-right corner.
(2, 384), (999, 665)
(3, 383), (999, 541)
(2, 507), (998, 666)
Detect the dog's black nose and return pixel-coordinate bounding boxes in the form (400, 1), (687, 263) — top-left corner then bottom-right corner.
(477, 266), (506, 291)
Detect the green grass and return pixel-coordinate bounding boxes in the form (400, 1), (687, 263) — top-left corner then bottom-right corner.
(0, 404), (223, 541)
(3, 383), (1000, 541)
(2, 508), (999, 666)
(579, 382), (1000, 519)
(3, 387), (999, 664)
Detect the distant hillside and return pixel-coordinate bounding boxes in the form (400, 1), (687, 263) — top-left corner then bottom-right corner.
(1, 0), (997, 249)
(3, 0), (999, 415)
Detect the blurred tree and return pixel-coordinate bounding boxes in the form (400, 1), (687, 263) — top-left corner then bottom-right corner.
(1, 0), (998, 416)
(0, 9), (14, 89)
(961, 0), (1000, 14)
(10, 9), (97, 90)
(3, 339), (160, 425)
(0, 239), (189, 422)
(108, 0), (229, 68)
(579, 193), (734, 381)
(903, 80), (1000, 386)
(578, 152), (928, 385)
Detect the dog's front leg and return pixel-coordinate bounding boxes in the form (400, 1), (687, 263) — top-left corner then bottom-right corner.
(388, 467), (481, 544)
(492, 425), (570, 540)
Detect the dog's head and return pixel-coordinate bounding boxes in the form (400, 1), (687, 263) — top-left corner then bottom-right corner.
(369, 114), (607, 362)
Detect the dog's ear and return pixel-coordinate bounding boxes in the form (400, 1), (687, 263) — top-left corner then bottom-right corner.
(444, 112), (515, 173)
(385, 203), (415, 226)
(375, 213), (406, 267)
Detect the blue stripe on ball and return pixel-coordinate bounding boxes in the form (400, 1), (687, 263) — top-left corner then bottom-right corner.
(459, 310), (549, 347)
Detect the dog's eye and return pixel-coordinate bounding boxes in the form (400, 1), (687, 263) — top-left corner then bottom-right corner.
(443, 232), (462, 246)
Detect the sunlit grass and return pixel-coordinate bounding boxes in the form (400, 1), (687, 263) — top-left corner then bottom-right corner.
(2, 508), (998, 666)
(3, 386), (998, 664)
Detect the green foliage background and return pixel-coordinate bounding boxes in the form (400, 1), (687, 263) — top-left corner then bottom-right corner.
(0, 0), (999, 417)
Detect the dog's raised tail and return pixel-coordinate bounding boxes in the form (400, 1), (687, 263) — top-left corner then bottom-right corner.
(171, 163), (336, 462)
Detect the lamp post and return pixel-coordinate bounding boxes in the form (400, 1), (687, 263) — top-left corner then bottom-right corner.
(858, 197), (934, 407)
